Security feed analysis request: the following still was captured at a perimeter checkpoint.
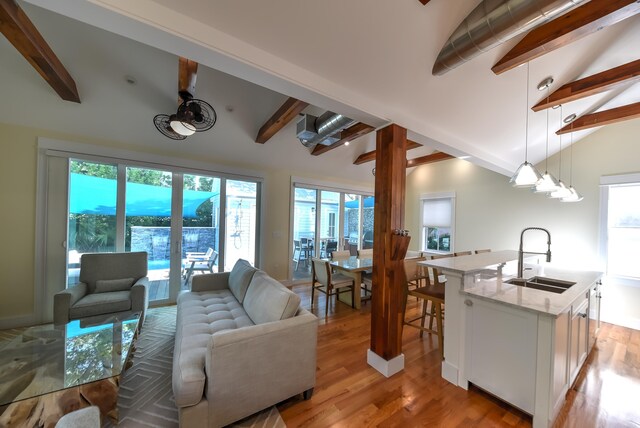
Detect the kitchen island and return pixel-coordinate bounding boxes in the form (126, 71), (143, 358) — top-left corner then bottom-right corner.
(419, 251), (602, 428)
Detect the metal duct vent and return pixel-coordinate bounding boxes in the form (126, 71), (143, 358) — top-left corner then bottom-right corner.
(432, 0), (585, 76)
(296, 111), (356, 148)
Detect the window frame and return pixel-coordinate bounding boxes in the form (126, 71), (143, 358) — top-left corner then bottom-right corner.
(420, 192), (456, 255)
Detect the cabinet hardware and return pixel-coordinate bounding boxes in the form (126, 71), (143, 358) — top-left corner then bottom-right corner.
(579, 313), (587, 318)
(464, 299), (473, 307)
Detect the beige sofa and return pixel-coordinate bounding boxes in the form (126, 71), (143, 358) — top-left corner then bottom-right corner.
(53, 251), (149, 325)
(173, 259), (318, 427)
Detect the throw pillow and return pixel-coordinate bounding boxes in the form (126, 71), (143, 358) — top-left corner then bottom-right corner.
(95, 277), (135, 293)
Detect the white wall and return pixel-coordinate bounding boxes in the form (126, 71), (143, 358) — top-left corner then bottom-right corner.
(406, 119), (640, 330)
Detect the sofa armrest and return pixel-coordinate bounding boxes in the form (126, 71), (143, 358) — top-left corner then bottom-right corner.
(205, 309), (317, 426)
(53, 282), (88, 325)
(191, 272), (231, 292)
(131, 277), (149, 324)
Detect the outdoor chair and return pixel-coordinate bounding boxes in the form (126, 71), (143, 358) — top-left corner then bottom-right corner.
(183, 247), (218, 283)
(53, 251), (149, 325)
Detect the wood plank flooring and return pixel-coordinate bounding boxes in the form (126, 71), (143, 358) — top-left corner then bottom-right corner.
(278, 284), (640, 427)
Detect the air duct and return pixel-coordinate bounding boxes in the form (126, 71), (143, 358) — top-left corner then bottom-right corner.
(432, 0), (585, 76)
(296, 111), (356, 148)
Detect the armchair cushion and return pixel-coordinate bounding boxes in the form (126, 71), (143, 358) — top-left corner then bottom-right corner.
(80, 252), (147, 293)
(227, 259), (257, 303)
(95, 277), (134, 293)
(69, 291), (131, 319)
(243, 271), (301, 324)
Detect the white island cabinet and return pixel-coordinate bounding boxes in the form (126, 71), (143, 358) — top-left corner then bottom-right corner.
(419, 251), (602, 428)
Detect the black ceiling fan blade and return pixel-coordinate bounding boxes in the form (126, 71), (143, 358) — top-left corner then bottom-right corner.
(153, 114), (187, 140)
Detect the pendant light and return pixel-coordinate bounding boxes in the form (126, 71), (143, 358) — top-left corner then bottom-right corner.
(510, 62), (543, 187)
(548, 105), (572, 199)
(534, 77), (560, 193)
(561, 118), (584, 202)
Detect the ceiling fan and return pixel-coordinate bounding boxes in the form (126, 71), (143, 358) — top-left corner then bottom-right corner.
(153, 57), (217, 140)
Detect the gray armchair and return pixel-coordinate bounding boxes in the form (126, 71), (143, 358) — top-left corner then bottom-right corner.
(54, 252), (149, 325)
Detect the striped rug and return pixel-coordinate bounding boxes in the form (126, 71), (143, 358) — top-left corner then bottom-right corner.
(105, 306), (285, 428)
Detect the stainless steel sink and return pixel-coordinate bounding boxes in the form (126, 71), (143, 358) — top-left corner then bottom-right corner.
(505, 276), (576, 294)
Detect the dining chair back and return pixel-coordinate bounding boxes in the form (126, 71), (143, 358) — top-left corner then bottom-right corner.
(357, 248), (373, 258)
(454, 251), (472, 256)
(330, 250), (351, 259)
(311, 258), (356, 316)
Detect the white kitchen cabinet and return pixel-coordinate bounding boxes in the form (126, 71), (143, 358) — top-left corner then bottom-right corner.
(551, 306), (570, 415)
(569, 294), (589, 386)
(464, 296), (538, 413)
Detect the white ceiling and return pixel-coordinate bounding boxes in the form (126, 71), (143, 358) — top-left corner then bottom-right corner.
(10, 0), (640, 179)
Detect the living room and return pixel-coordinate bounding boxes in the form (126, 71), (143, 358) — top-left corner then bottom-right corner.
(1, 0), (640, 427)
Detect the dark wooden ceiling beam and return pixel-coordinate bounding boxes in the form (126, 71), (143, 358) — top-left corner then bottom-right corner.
(178, 57), (198, 101)
(0, 0), (80, 102)
(492, 0), (640, 75)
(418, 0), (431, 4)
(353, 140), (422, 165)
(255, 97), (309, 144)
(556, 102), (640, 134)
(533, 59), (640, 111)
(406, 151), (454, 168)
(311, 122), (375, 156)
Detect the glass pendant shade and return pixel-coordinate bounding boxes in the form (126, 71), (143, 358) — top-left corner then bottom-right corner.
(533, 171), (560, 193)
(170, 116), (196, 136)
(510, 161), (543, 188)
(561, 186), (583, 202)
(548, 180), (571, 199)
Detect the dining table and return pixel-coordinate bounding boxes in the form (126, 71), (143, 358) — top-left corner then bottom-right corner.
(325, 255), (373, 309)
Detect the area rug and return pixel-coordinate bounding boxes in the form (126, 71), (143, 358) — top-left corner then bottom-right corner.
(105, 306), (285, 428)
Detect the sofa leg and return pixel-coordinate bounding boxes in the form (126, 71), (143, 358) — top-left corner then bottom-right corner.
(303, 388), (314, 400)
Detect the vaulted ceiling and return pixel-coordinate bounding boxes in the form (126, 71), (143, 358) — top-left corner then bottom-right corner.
(5, 0), (640, 180)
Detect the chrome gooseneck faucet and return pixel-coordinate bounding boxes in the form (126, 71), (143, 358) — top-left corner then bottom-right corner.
(518, 227), (552, 278)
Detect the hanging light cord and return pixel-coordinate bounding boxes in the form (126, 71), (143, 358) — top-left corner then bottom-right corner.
(525, 62), (530, 162)
(568, 121), (574, 186)
(544, 86), (550, 173)
(558, 105), (563, 181)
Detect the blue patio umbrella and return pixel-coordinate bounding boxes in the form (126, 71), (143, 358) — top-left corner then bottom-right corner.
(69, 173), (217, 218)
(344, 197), (375, 209)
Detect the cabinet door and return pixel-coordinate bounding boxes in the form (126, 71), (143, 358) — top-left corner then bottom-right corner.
(465, 297), (538, 413)
(569, 299), (589, 386)
(553, 308), (570, 405)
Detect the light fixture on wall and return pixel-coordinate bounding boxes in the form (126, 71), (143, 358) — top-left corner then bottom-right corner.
(510, 62), (542, 188)
(561, 117), (583, 202)
(534, 77), (560, 193)
(548, 106), (572, 199)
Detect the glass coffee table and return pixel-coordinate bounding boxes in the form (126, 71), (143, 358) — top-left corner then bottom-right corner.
(0, 312), (140, 426)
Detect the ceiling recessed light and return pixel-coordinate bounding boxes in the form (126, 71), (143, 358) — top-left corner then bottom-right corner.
(458, 155), (471, 160)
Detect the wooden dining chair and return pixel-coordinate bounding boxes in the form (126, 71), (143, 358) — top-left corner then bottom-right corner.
(357, 248), (373, 258)
(311, 258), (356, 316)
(403, 257), (445, 360)
(454, 250), (472, 256)
(475, 249), (491, 254)
(330, 250), (351, 259)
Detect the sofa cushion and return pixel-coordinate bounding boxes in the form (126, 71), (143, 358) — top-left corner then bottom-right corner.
(95, 277), (134, 293)
(69, 291), (131, 319)
(243, 271), (301, 324)
(173, 290), (254, 407)
(228, 259), (257, 303)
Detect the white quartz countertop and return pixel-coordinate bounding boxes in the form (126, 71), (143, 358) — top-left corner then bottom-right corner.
(462, 261), (602, 316)
(419, 250), (520, 274)
(418, 251), (602, 316)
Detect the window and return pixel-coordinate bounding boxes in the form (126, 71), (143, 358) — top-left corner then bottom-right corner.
(606, 183), (640, 279)
(328, 212), (336, 238)
(421, 193), (455, 253)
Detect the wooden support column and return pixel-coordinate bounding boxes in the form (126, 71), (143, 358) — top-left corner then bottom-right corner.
(368, 124), (410, 377)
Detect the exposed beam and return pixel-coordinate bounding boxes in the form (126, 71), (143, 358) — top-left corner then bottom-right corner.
(178, 57), (198, 100)
(556, 102), (640, 135)
(406, 151), (454, 168)
(418, 0), (431, 4)
(353, 140), (422, 165)
(255, 97), (309, 144)
(311, 122), (375, 156)
(0, 0), (79, 102)
(492, 0), (640, 75)
(533, 59), (640, 112)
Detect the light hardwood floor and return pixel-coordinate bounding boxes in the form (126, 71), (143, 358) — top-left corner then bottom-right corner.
(278, 284), (640, 427)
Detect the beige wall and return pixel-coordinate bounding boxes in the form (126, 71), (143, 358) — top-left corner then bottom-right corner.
(0, 122), (369, 324)
(406, 119), (640, 329)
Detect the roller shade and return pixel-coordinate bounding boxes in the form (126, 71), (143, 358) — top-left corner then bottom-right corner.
(422, 198), (452, 227)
